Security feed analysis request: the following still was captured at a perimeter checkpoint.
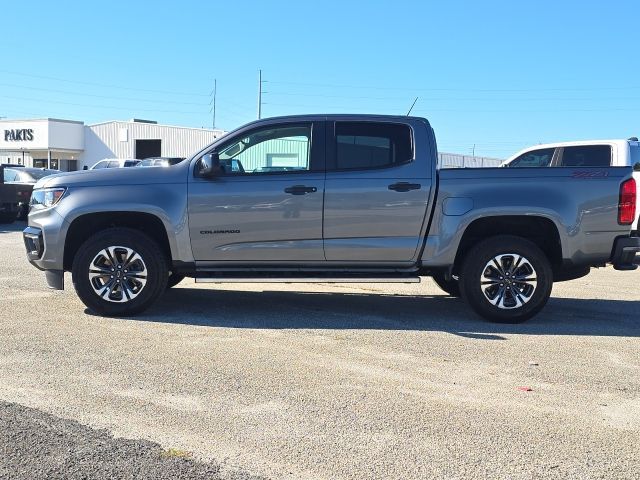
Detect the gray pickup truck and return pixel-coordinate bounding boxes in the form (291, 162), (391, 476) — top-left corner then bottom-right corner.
(23, 115), (639, 323)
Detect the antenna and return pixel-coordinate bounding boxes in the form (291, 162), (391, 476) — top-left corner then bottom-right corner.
(406, 97), (418, 116)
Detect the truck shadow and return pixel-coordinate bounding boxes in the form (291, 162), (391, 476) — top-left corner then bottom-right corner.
(120, 287), (640, 339)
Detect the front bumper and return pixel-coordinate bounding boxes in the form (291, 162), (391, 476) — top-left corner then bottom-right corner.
(23, 226), (65, 290)
(611, 235), (640, 271)
(23, 208), (68, 290)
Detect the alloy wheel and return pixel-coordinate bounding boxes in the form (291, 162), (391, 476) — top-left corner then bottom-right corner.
(89, 246), (148, 303)
(480, 253), (537, 309)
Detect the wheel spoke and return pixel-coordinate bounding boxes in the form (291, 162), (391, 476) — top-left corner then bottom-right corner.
(509, 254), (523, 274)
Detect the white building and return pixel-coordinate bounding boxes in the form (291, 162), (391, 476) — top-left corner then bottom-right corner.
(0, 118), (226, 171)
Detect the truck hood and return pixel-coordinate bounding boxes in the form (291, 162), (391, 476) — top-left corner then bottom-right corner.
(34, 164), (188, 189)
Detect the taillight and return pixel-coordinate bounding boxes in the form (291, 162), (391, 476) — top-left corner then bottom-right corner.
(618, 178), (636, 225)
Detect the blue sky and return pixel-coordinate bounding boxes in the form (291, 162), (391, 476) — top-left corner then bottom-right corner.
(1, 0), (638, 157)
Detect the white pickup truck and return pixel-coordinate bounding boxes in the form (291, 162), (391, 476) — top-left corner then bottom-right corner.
(502, 138), (640, 232)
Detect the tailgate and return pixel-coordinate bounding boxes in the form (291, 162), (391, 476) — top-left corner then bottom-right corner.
(630, 143), (640, 231)
(633, 170), (640, 231)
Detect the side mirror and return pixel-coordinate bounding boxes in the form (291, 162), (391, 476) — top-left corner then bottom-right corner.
(199, 152), (220, 177)
(82, 166), (88, 170)
(634, 162), (640, 172)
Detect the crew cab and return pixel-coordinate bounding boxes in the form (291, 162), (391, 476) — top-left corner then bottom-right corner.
(23, 115), (639, 323)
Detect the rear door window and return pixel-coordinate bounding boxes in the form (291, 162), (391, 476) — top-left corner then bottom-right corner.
(507, 148), (555, 167)
(560, 145), (611, 167)
(330, 122), (413, 170)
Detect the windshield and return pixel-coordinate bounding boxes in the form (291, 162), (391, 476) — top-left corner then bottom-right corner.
(20, 169), (59, 181)
(4, 168), (57, 183)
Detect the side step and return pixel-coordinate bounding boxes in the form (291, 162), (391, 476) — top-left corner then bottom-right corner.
(195, 273), (421, 284)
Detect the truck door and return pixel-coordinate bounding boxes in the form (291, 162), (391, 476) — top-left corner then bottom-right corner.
(323, 120), (432, 263)
(188, 121), (326, 262)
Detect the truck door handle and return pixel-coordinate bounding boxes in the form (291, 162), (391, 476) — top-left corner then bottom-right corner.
(284, 185), (317, 195)
(388, 182), (421, 192)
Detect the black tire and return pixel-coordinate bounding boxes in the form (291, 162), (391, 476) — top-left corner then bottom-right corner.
(432, 272), (460, 297)
(166, 272), (186, 289)
(72, 227), (168, 316)
(459, 235), (553, 323)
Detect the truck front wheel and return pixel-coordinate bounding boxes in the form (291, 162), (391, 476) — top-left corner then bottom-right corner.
(459, 235), (553, 323)
(71, 228), (168, 316)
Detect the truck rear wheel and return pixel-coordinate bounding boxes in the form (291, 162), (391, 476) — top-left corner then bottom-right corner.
(459, 235), (553, 323)
(431, 272), (460, 297)
(71, 228), (168, 316)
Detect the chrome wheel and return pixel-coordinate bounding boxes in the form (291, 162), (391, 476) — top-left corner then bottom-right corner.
(480, 253), (537, 309)
(89, 246), (148, 303)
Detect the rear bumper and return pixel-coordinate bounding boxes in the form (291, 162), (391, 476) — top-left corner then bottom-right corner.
(611, 236), (640, 271)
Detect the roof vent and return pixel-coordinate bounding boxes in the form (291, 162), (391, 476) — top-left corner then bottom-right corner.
(131, 119), (157, 124)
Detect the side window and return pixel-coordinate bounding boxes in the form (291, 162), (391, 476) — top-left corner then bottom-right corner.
(332, 122), (413, 170)
(3, 168), (18, 182)
(508, 148), (555, 167)
(92, 161), (106, 169)
(217, 124), (311, 175)
(630, 144), (640, 166)
(124, 160), (139, 167)
(107, 160), (121, 168)
(560, 145), (611, 167)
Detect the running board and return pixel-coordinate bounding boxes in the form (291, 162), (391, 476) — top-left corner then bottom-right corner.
(195, 276), (421, 284)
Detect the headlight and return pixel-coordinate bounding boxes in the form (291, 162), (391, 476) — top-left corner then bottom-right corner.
(30, 188), (67, 210)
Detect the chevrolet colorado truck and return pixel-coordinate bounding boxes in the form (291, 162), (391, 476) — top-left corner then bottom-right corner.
(23, 115), (640, 323)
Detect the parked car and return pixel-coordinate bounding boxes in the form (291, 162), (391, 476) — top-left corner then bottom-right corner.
(88, 158), (141, 170)
(501, 138), (640, 231)
(135, 157), (185, 168)
(23, 115), (639, 323)
(0, 165), (20, 223)
(3, 167), (60, 219)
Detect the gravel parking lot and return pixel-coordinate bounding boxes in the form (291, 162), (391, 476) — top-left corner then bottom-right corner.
(1, 221), (639, 479)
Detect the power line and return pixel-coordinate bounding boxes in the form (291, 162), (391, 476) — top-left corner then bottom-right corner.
(265, 79), (640, 93)
(266, 90), (640, 102)
(0, 82), (206, 106)
(0, 94), (207, 115)
(0, 69), (209, 97)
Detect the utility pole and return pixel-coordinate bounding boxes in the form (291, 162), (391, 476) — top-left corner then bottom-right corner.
(257, 69), (262, 119)
(212, 79), (217, 129)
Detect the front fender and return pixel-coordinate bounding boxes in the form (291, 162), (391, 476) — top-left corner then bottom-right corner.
(54, 182), (192, 263)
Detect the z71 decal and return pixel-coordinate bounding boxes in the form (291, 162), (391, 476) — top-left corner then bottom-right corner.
(571, 170), (609, 179)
